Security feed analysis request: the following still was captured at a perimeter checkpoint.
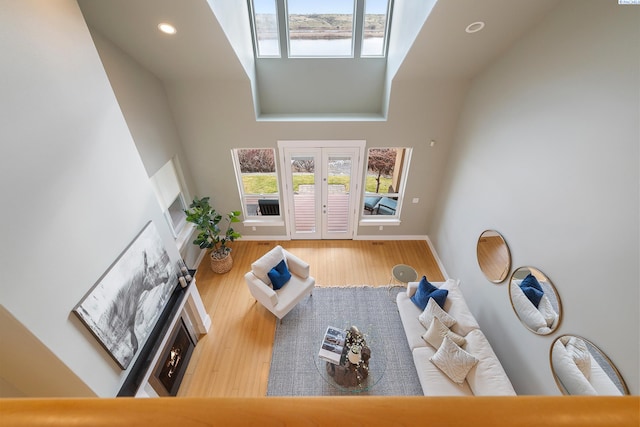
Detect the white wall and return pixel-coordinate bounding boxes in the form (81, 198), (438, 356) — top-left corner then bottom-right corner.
(0, 0), (183, 396)
(164, 76), (468, 239)
(88, 29), (201, 267)
(430, 0), (639, 394)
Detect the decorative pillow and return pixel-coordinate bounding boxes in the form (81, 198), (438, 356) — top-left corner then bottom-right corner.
(422, 317), (466, 349)
(418, 298), (457, 329)
(267, 259), (291, 290)
(251, 245), (286, 286)
(410, 276), (437, 309)
(566, 337), (591, 380)
(520, 273), (543, 292)
(430, 336), (478, 385)
(520, 285), (543, 308)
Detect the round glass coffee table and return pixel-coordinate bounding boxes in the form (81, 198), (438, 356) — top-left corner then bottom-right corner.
(313, 327), (387, 393)
(390, 264), (418, 285)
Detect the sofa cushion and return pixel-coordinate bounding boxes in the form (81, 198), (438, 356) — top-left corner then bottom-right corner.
(463, 329), (517, 395)
(267, 259), (291, 290)
(430, 336), (478, 385)
(422, 317), (466, 349)
(396, 291), (429, 351)
(551, 339), (598, 395)
(418, 297), (457, 330)
(566, 337), (591, 380)
(440, 279), (480, 336)
(251, 245), (286, 286)
(520, 285), (543, 307)
(413, 346), (473, 396)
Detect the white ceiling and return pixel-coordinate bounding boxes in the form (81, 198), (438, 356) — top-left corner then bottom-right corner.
(77, 0), (560, 114)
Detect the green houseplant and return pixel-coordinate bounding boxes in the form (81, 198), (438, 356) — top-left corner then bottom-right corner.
(184, 196), (242, 274)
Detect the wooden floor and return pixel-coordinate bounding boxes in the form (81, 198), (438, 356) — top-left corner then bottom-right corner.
(178, 239), (445, 397)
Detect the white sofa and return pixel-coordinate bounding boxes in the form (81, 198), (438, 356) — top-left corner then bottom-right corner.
(244, 245), (315, 320)
(396, 279), (516, 396)
(551, 337), (623, 395)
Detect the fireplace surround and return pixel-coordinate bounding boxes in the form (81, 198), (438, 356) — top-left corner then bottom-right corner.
(117, 275), (210, 397)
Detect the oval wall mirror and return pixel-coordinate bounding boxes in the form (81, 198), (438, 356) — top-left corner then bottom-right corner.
(476, 230), (511, 283)
(508, 266), (562, 335)
(550, 335), (629, 395)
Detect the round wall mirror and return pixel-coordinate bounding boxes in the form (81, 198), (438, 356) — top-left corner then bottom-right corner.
(476, 230), (511, 283)
(550, 335), (629, 395)
(508, 266), (562, 335)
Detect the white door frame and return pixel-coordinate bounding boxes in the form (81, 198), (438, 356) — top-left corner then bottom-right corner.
(278, 140), (365, 240)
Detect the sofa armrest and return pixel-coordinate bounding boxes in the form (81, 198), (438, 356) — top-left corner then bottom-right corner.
(283, 249), (310, 279)
(245, 272), (278, 307)
(407, 281), (419, 297)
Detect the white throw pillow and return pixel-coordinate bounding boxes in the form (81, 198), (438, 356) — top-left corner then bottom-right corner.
(422, 317), (466, 349)
(418, 297), (457, 330)
(510, 282), (548, 332)
(251, 245), (286, 286)
(537, 295), (558, 327)
(566, 337), (591, 380)
(430, 335), (478, 385)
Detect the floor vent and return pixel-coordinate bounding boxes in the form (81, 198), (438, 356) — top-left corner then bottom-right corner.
(372, 242), (384, 245)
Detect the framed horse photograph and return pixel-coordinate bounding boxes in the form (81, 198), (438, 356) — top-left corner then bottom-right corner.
(73, 221), (178, 369)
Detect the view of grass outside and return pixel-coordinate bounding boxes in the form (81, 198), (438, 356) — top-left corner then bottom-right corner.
(242, 173), (391, 194)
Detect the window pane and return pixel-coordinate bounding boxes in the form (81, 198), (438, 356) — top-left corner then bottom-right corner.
(362, 0), (388, 56)
(253, 0), (280, 57)
(287, 0), (355, 57)
(363, 147), (408, 217)
(167, 195), (187, 233)
(291, 155), (316, 233)
(236, 149), (279, 217)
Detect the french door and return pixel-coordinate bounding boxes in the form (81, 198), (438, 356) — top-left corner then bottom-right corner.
(278, 141), (365, 240)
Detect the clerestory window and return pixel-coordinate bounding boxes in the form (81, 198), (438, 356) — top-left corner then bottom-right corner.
(249, 0), (392, 59)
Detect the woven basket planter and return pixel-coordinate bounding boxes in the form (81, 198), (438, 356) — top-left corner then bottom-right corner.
(210, 252), (233, 274)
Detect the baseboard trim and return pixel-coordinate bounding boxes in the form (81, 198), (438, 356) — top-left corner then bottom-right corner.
(425, 236), (449, 280)
(354, 234), (428, 241)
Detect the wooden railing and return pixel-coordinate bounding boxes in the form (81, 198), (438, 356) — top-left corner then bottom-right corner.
(2, 396), (638, 426)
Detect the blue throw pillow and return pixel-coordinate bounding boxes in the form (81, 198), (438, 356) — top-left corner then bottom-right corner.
(268, 259), (291, 290)
(410, 276), (448, 310)
(428, 289), (449, 309)
(520, 273), (543, 292)
(520, 285), (544, 307)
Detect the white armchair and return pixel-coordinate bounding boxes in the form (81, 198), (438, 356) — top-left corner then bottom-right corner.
(244, 245), (315, 320)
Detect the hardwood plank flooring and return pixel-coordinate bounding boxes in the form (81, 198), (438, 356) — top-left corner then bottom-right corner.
(178, 240), (444, 397)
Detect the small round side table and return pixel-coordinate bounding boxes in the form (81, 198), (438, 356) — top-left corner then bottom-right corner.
(390, 264), (418, 285)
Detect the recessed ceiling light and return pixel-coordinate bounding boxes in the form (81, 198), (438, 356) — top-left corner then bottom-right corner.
(465, 21), (485, 34)
(158, 23), (177, 35)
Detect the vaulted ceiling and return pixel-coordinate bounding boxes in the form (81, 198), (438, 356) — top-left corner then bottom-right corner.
(78, 0), (559, 120)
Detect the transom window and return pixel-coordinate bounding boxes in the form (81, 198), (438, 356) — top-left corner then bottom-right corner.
(249, 0), (392, 58)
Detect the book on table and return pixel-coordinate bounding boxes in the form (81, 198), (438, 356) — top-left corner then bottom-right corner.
(318, 326), (347, 365)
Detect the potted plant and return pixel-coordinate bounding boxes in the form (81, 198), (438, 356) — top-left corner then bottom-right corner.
(184, 196), (242, 274)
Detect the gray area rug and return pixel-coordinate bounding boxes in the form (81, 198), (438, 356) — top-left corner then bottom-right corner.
(267, 286), (423, 396)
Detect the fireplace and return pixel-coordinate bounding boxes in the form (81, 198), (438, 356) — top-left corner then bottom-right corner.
(149, 315), (197, 396)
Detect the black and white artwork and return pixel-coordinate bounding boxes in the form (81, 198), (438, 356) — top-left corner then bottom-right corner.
(74, 221), (178, 369)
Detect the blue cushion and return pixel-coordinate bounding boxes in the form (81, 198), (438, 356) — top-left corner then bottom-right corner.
(410, 276), (448, 310)
(427, 289), (449, 309)
(520, 285), (543, 307)
(268, 259), (291, 290)
(364, 196), (382, 210)
(520, 273), (543, 292)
